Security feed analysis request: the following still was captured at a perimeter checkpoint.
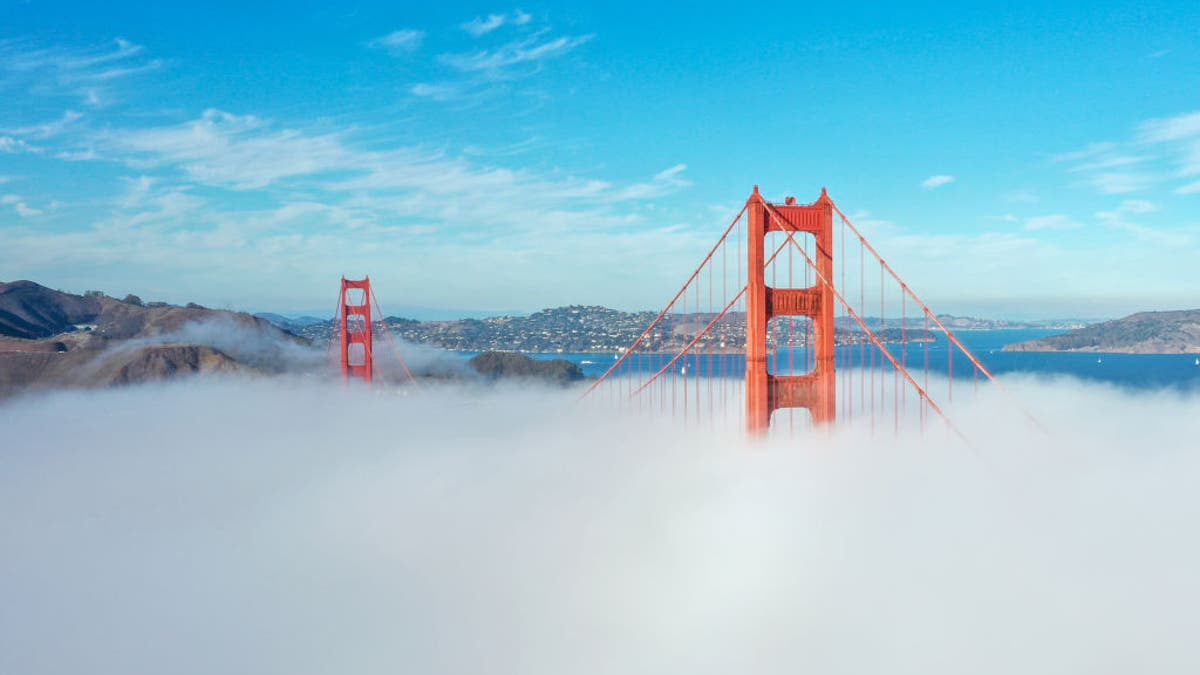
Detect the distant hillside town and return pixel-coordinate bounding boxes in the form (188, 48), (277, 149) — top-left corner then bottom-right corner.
(279, 304), (1085, 354)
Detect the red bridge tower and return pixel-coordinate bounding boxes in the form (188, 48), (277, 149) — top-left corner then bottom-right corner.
(339, 276), (374, 383)
(746, 187), (836, 432)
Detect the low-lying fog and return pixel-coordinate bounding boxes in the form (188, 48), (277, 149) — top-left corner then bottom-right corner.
(2, 376), (1198, 674)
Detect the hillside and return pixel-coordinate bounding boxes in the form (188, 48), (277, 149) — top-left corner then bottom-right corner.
(0, 281), (103, 339)
(287, 305), (941, 353)
(1003, 309), (1200, 354)
(0, 280), (310, 396)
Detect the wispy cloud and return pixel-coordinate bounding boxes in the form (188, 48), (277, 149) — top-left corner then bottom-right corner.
(1004, 190), (1040, 204)
(408, 81), (468, 102)
(1176, 179), (1200, 195)
(1053, 142), (1156, 194)
(1087, 172), (1155, 194)
(1, 193), (42, 217)
(1139, 112), (1200, 143)
(609, 163), (691, 200)
(108, 109), (356, 189)
(440, 32), (593, 76)
(2, 103), (701, 309)
(1, 110), (84, 139)
(91, 108), (693, 242)
(1023, 214), (1082, 231)
(1094, 199), (1190, 247)
(461, 10), (532, 37)
(0, 136), (33, 153)
(1138, 111), (1200, 182)
(367, 29), (425, 53)
(410, 18), (593, 104)
(0, 37), (161, 105)
(1055, 110), (1200, 195)
(920, 175), (955, 190)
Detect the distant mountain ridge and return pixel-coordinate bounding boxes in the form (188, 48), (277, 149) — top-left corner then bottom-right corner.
(1004, 309), (1200, 354)
(253, 312), (327, 331)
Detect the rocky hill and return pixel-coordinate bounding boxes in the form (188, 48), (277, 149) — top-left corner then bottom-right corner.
(467, 351), (585, 385)
(1003, 309), (1200, 354)
(0, 280), (310, 396)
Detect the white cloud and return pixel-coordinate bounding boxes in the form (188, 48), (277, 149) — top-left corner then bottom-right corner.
(1138, 111), (1200, 143)
(1094, 200), (1189, 247)
(367, 29), (425, 53)
(1059, 110), (1200, 195)
(1004, 190), (1039, 204)
(0, 37), (160, 105)
(608, 164), (691, 200)
(920, 175), (955, 190)
(0, 110), (84, 139)
(1115, 199), (1157, 214)
(0, 136), (37, 153)
(1086, 172), (1153, 194)
(14, 202), (43, 217)
(1051, 142), (1117, 163)
(1070, 154), (1148, 172)
(1, 194), (42, 217)
(1023, 214), (1082, 231)
(409, 82), (467, 101)
(441, 33), (593, 75)
(108, 109), (356, 189)
(462, 14), (506, 36)
(1176, 179), (1200, 195)
(1138, 111), (1200, 180)
(461, 10), (533, 37)
(1, 108), (699, 308)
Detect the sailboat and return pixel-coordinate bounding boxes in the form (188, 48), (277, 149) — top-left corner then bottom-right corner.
(1096, 356), (1102, 365)
(1194, 357), (1199, 366)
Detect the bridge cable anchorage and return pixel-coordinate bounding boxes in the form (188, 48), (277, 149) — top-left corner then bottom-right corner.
(762, 203), (967, 442)
(579, 203), (748, 400)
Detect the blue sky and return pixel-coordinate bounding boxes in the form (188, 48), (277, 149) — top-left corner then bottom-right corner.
(1, 1), (1198, 318)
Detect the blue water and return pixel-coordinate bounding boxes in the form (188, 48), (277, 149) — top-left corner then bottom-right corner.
(466, 329), (1200, 391)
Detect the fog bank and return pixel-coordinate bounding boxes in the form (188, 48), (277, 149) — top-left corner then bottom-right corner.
(1, 377), (1198, 674)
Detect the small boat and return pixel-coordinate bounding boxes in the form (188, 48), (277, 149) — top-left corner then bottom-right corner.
(1194, 358), (1199, 366)
(1096, 357), (1102, 365)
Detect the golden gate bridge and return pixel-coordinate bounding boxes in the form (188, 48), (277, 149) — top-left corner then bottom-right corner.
(332, 187), (1018, 438)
